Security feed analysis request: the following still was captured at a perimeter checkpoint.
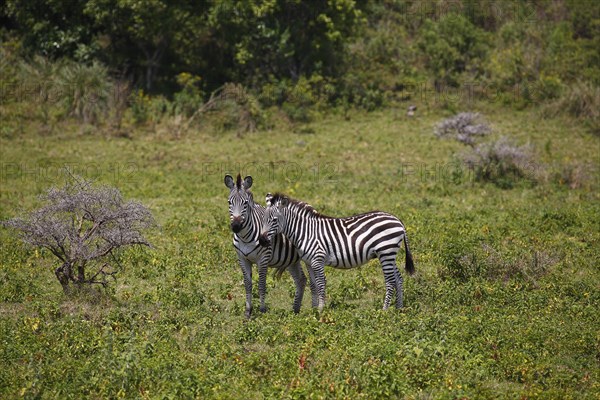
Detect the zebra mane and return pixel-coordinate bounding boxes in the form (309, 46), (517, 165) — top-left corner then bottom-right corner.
(269, 193), (329, 218)
(235, 174), (242, 189)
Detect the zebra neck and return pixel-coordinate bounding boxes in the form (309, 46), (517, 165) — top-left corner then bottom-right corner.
(283, 206), (322, 250)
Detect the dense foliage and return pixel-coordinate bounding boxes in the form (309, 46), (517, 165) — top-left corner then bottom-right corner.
(2, 0), (599, 130)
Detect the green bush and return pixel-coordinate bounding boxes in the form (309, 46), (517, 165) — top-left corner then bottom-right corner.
(418, 14), (489, 88)
(128, 90), (173, 127)
(260, 75), (334, 123)
(341, 5), (420, 109)
(535, 74), (564, 101)
(436, 232), (483, 282)
(484, 22), (540, 106)
(485, 17), (599, 111)
(173, 73), (204, 118)
(129, 89), (152, 125)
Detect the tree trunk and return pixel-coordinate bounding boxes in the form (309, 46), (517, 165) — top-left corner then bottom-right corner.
(77, 264), (85, 284)
(55, 262), (72, 295)
(139, 38), (167, 91)
(77, 264), (86, 286)
(145, 64), (154, 92)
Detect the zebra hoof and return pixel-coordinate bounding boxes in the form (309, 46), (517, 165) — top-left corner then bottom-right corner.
(259, 306), (267, 313)
(244, 308), (252, 319)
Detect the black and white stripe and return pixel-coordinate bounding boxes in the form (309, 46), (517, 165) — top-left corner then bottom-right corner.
(259, 193), (414, 312)
(225, 174), (307, 318)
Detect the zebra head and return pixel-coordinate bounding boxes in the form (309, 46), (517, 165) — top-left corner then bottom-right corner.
(259, 193), (289, 247)
(224, 174), (254, 234)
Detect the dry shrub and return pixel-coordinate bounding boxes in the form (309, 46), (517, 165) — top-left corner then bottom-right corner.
(107, 79), (131, 136)
(554, 162), (596, 189)
(462, 136), (538, 187)
(434, 112), (492, 146)
(1, 175), (155, 294)
(480, 244), (557, 285)
(439, 241), (558, 285)
(183, 83), (264, 137)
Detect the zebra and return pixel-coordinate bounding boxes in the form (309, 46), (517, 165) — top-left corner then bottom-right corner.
(225, 174), (310, 318)
(259, 193), (415, 312)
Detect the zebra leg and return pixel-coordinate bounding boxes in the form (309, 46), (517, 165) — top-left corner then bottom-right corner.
(287, 261), (306, 313)
(395, 268), (404, 309)
(310, 255), (327, 313)
(239, 258), (253, 318)
(306, 262), (319, 308)
(257, 263), (269, 313)
(379, 253), (399, 310)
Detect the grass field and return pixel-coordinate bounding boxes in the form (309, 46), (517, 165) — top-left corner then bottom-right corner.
(1, 104), (599, 399)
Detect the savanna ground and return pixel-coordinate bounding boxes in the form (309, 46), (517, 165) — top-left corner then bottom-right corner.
(1, 103), (599, 399)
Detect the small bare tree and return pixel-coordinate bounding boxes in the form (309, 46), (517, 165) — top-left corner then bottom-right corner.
(2, 176), (155, 294)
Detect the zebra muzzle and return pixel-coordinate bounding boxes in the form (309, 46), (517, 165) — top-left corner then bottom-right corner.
(230, 217), (242, 233)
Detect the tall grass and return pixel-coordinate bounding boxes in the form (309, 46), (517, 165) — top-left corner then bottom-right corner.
(57, 62), (113, 125)
(18, 56), (59, 125)
(547, 80), (600, 135)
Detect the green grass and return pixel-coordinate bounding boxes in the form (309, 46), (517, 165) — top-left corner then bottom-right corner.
(1, 105), (599, 399)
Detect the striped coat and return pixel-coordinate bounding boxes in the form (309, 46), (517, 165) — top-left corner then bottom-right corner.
(225, 175), (307, 317)
(260, 193), (414, 311)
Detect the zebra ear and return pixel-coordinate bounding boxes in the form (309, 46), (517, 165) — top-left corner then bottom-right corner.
(243, 176), (253, 190)
(279, 197), (289, 207)
(224, 175), (235, 189)
(265, 193), (273, 206)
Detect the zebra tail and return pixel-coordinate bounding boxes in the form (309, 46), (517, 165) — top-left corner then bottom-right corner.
(404, 233), (415, 275)
(273, 265), (287, 280)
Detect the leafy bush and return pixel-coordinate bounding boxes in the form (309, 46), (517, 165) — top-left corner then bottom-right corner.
(173, 73), (204, 118)
(485, 17), (599, 111)
(260, 75), (334, 123)
(129, 89), (152, 125)
(107, 79), (131, 134)
(535, 74), (564, 101)
(339, 71), (386, 112)
(129, 90), (173, 126)
(418, 14), (489, 88)
(0, 37), (20, 99)
(341, 4), (419, 109)
(484, 22), (541, 106)
(437, 235), (485, 282)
